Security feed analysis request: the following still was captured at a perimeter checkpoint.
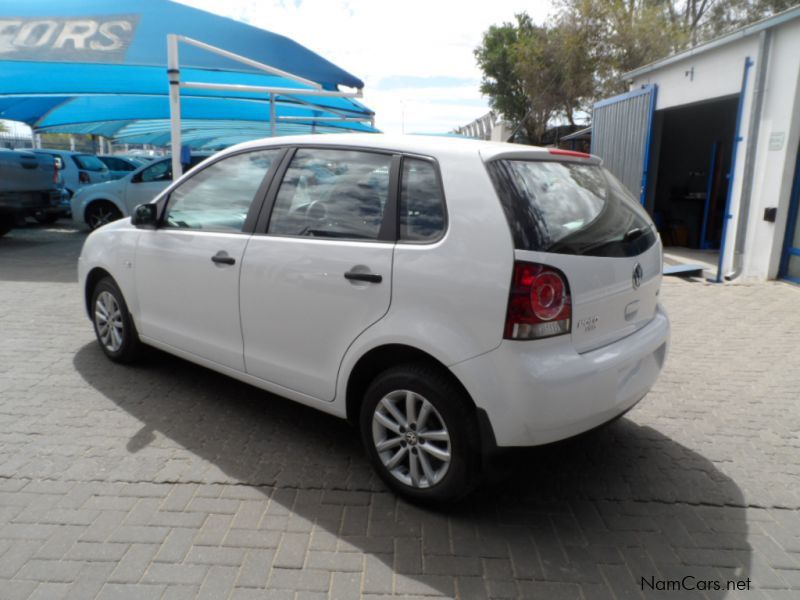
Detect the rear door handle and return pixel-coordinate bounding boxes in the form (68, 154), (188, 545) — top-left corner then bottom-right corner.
(344, 271), (382, 283)
(211, 251), (236, 266)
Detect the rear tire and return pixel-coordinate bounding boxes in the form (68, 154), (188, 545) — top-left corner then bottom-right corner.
(359, 363), (482, 504)
(85, 201), (122, 230)
(90, 277), (144, 364)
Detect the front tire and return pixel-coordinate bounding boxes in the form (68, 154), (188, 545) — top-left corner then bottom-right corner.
(85, 201), (122, 230)
(360, 363), (481, 503)
(90, 277), (143, 363)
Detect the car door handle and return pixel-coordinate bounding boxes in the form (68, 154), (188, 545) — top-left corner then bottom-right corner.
(211, 252), (236, 266)
(344, 271), (382, 283)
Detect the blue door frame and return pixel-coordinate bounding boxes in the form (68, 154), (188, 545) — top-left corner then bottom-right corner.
(700, 141), (719, 250)
(640, 85), (658, 207)
(779, 142), (800, 284)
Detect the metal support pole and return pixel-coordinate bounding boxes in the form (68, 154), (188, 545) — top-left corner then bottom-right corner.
(270, 93), (276, 137)
(176, 35), (322, 90)
(731, 30), (771, 279)
(715, 57), (753, 283)
(167, 34), (183, 180)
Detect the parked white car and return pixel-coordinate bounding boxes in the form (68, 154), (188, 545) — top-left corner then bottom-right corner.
(72, 154), (211, 229)
(77, 134), (670, 502)
(35, 149), (111, 197)
(97, 155), (147, 180)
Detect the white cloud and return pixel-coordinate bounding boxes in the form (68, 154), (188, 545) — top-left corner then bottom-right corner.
(177, 0), (553, 133)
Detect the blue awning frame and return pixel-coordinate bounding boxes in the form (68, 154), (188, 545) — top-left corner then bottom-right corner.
(165, 34), (375, 177)
(0, 0), (377, 154)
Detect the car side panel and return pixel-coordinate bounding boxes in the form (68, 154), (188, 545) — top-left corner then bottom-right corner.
(78, 219), (141, 317)
(334, 151), (514, 402)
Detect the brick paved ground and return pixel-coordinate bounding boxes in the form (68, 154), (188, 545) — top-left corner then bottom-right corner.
(0, 222), (799, 599)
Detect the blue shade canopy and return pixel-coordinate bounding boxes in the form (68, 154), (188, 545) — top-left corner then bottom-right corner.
(0, 0), (376, 147)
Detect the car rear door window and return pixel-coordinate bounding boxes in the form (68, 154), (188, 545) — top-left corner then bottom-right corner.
(268, 148), (392, 240)
(73, 154), (107, 171)
(163, 150), (280, 233)
(399, 157), (445, 242)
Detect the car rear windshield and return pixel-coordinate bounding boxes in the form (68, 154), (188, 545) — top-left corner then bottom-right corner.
(486, 159), (657, 257)
(73, 154), (107, 171)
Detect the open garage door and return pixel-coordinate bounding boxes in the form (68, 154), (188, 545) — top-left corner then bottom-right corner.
(591, 85), (657, 204)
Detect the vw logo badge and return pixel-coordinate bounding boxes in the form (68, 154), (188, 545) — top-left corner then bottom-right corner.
(632, 263), (643, 289)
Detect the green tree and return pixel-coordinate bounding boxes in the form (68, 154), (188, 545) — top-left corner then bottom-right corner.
(474, 14), (536, 139)
(557, 0), (685, 96)
(475, 0), (797, 142)
(514, 21), (597, 135)
(476, 13), (597, 143)
(700, 0), (797, 38)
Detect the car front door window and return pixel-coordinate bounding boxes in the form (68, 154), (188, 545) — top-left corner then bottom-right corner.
(163, 150), (281, 233)
(140, 161), (172, 183)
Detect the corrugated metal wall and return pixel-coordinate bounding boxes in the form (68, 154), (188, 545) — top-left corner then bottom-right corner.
(591, 85), (656, 201)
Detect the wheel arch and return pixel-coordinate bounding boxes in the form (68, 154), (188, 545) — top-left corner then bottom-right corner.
(84, 267), (114, 317)
(83, 197), (124, 224)
(344, 344), (478, 427)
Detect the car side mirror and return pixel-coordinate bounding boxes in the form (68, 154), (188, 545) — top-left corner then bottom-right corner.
(131, 172), (142, 183)
(131, 203), (158, 228)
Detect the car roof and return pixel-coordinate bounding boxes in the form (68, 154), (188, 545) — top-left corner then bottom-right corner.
(37, 149), (98, 157)
(224, 133), (601, 165)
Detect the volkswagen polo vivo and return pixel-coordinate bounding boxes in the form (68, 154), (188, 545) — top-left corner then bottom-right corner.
(78, 134), (670, 502)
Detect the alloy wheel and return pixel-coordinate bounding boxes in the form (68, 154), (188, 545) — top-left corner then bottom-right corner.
(94, 291), (124, 352)
(88, 205), (118, 229)
(372, 389), (452, 488)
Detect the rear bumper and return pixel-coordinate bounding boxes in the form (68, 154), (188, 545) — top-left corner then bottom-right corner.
(0, 190), (61, 216)
(451, 304), (670, 447)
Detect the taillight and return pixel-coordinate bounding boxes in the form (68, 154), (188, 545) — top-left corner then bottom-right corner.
(504, 261), (571, 340)
(53, 164), (58, 184)
(79, 171), (90, 183)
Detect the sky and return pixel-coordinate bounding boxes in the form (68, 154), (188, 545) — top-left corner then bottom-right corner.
(177, 0), (554, 134)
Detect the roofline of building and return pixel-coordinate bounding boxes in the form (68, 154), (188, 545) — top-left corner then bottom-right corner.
(623, 5), (800, 81)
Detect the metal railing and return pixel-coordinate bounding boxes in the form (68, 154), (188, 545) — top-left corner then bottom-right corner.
(166, 34), (372, 179)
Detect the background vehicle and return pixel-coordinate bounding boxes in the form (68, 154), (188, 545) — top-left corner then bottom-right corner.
(78, 134), (669, 503)
(97, 155), (146, 180)
(72, 153), (211, 229)
(0, 148), (61, 234)
(35, 149), (111, 197)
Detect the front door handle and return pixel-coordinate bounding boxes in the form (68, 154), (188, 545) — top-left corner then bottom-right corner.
(344, 271), (382, 283)
(211, 251), (236, 266)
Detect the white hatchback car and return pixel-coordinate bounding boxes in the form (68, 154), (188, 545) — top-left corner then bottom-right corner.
(35, 149), (112, 197)
(78, 134), (669, 502)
